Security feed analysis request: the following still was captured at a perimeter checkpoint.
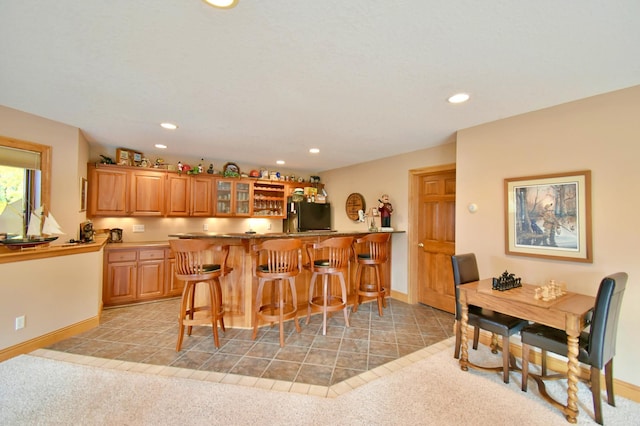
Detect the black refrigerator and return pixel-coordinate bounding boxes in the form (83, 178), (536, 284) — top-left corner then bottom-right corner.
(283, 199), (332, 232)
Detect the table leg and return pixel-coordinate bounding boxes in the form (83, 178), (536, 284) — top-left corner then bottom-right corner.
(460, 302), (469, 371)
(564, 333), (580, 423)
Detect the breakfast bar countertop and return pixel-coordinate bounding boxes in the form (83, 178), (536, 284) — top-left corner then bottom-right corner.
(168, 230), (404, 239)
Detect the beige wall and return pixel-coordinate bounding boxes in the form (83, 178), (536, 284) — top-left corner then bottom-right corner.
(0, 105), (101, 352)
(322, 142), (457, 295)
(455, 85), (640, 386)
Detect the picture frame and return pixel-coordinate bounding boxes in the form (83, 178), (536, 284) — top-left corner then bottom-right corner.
(80, 177), (88, 212)
(116, 148), (130, 166)
(223, 162), (240, 177)
(504, 170), (592, 262)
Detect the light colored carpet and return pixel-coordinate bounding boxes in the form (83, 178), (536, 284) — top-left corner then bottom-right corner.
(1, 340), (638, 425)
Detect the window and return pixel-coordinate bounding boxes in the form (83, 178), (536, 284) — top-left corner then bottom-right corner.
(0, 136), (51, 238)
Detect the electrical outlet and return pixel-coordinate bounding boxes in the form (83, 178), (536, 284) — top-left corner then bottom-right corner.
(15, 315), (25, 330)
(203, 223), (209, 231)
(132, 224), (145, 233)
(267, 223), (272, 230)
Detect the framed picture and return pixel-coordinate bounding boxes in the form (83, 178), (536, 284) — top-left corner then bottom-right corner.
(116, 148), (130, 166)
(132, 151), (143, 165)
(223, 162), (240, 177)
(80, 177), (88, 212)
(504, 170), (592, 262)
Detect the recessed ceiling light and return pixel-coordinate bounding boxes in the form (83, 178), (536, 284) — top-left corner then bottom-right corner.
(160, 122), (178, 130)
(276, 160), (285, 165)
(309, 148), (320, 154)
(448, 93), (470, 104)
(155, 144), (167, 149)
(203, 0), (238, 8)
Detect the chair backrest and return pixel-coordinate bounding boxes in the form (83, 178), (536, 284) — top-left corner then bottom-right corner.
(355, 232), (390, 262)
(252, 238), (302, 277)
(587, 272), (628, 369)
(307, 236), (354, 270)
(451, 253), (480, 320)
(169, 239), (229, 276)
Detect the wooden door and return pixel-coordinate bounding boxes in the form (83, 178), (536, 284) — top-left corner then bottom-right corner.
(416, 169), (456, 312)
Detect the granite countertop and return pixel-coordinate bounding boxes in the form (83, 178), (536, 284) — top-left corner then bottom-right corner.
(168, 230), (404, 239)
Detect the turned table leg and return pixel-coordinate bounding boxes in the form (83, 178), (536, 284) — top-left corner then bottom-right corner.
(564, 332), (580, 423)
(460, 299), (469, 371)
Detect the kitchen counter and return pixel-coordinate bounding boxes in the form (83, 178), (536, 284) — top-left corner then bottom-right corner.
(168, 229), (403, 240)
(166, 230), (402, 328)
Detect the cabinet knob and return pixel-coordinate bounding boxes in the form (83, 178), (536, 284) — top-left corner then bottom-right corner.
(418, 243), (424, 247)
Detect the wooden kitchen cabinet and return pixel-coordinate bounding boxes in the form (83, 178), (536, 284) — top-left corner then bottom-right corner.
(103, 245), (172, 306)
(88, 165), (129, 216)
(166, 173), (214, 217)
(214, 179), (251, 217)
(252, 181), (286, 218)
(129, 169), (165, 216)
(88, 163), (165, 217)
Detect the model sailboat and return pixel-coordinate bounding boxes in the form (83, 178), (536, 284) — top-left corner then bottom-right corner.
(1, 205), (65, 249)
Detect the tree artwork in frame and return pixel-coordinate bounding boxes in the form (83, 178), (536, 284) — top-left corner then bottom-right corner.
(504, 170), (592, 263)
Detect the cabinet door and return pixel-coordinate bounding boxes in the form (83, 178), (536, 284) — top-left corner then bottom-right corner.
(234, 181), (251, 216)
(88, 166), (128, 216)
(130, 170), (165, 216)
(165, 255), (185, 296)
(215, 179), (234, 216)
(191, 175), (214, 216)
(104, 262), (137, 305)
(166, 174), (190, 216)
(137, 249), (165, 300)
(137, 259), (165, 300)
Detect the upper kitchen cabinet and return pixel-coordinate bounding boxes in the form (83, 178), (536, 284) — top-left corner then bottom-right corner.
(215, 179), (251, 217)
(88, 163), (165, 217)
(88, 164), (129, 216)
(129, 169), (166, 216)
(252, 181), (286, 218)
(166, 173), (214, 217)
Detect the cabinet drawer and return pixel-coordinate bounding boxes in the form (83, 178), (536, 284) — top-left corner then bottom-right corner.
(108, 250), (137, 262)
(139, 249), (165, 261)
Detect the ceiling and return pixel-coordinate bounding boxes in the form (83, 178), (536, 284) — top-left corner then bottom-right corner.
(1, 1), (638, 173)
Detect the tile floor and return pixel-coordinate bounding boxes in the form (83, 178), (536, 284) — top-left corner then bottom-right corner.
(47, 298), (455, 388)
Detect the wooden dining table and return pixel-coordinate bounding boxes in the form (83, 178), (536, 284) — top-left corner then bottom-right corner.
(458, 278), (595, 424)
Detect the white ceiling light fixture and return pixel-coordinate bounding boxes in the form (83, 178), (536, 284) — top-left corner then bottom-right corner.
(309, 148), (320, 154)
(448, 93), (470, 104)
(160, 122), (178, 130)
(155, 144), (167, 149)
(203, 0), (238, 8)
(276, 160), (285, 165)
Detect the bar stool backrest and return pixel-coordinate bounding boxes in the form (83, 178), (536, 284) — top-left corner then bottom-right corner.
(169, 239), (228, 277)
(355, 232), (390, 263)
(253, 238), (303, 277)
(307, 236), (354, 271)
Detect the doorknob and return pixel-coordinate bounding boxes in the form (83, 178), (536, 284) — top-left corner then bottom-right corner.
(418, 243), (424, 247)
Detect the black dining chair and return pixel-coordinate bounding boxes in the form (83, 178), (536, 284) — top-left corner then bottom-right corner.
(521, 272), (628, 425)
(451, 253), (528, 383)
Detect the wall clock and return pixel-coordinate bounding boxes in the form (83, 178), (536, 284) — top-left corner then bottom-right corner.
(345, 193), (366, 221)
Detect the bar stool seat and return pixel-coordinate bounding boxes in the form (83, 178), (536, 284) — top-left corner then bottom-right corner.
(252, 238), (303, 347)
(305, 236), (353, 335)
(352, 232), (390, 316)
(169, 239), (230, 351)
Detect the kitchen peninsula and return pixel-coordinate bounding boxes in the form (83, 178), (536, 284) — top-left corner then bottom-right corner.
(165, 230), (403, 328)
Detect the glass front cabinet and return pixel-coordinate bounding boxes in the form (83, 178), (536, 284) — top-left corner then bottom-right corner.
(215, 179), (251, 216)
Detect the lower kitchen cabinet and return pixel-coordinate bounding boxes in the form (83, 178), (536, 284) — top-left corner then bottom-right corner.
(103, 245), (174, 307)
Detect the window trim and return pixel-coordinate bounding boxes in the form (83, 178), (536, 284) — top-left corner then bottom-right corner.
(0, 135), (51, 216)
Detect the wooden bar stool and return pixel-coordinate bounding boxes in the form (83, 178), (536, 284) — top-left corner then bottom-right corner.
(252, 238), (303, 347)
(169, 239), (230, 351)
(305, 236), (353, 335)
(352, 232), (390, 316)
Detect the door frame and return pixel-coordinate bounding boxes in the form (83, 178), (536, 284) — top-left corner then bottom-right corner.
(407, 163), (456, 304)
